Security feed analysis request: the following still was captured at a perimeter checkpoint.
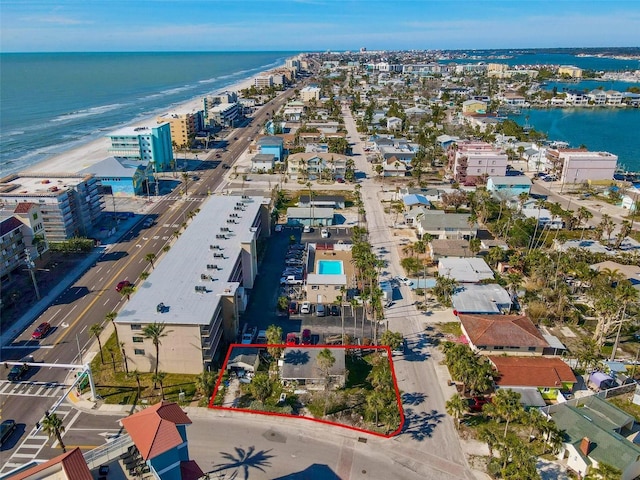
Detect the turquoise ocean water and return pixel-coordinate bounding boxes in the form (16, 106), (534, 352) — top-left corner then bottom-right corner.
(0, 52), (297, 174)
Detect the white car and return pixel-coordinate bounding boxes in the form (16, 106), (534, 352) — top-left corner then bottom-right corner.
(300, 301), (311, 314)
(274, 224), (283, 232)
(303, 225), (312, 233)
(399, 277), (413, 287)
(321, 228), (329, 238)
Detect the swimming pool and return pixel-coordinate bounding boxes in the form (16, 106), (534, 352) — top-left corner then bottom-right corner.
(317, 260), (344, 275)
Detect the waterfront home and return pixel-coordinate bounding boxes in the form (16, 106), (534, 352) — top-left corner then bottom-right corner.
(606, 90), (623, 105)
(499, 91), (526, 106)
(452, 284), (512, 314)
(587, 89), (607, 105)
(415, 211), (477, 239)
(115, 195), (269, 374)
(564, 90), (589, 105)
(548, 396), (640, 480)
(486, 175), (532, 199)
(489, 356), (577, 401)
(459, 313), (549, 355)
(545, 148), (618, 184)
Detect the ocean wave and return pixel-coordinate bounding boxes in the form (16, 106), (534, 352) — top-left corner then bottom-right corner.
(51, 103), (127, 123)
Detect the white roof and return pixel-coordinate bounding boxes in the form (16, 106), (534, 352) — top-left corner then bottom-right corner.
(438, 257), (494, 283)
(116, 195), (264, 326)
(452, 284), (511, 313)
(306, 273), (347, 285)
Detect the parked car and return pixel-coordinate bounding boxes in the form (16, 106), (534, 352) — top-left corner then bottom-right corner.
(321, 228), (329, 238)
(31, 322), (51, 340)
(286, 333), (299, 345)
(330, 305), (340, 316)
(302, 329), (312, 345)
(115, 280), (131, 292)
(241, 326), (257, 344)
(300, 301), (312, 314)
(0, 420), (16, 446)
(336, 178), (345, 183)
(280, 275), (303, 285)
(316, 304), (326, 317)
(397, 276), (413, 287)
(288, 302), (298, 315)
(256, 330), (267, 344)
(303, 225), (312, 233)
(468, 396), (491, 412)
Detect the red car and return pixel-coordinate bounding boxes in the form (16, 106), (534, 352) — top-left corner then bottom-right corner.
(286, 333), (299, 345)
(288, 302), (298, 315)
(468, 396), (491, 412)
(115, 280), (131, 292)
(302, 329), (312, 345)
(31, 322), (51, 340)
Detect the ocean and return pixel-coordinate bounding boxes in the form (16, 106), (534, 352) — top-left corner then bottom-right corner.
(0, 51), (297, 175)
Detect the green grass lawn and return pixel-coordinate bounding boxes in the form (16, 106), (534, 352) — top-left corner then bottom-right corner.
(88, 333), (199, 406)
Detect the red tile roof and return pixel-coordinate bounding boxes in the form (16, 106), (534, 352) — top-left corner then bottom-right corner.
(489, 356), (577, 388)
(121, 401), (192, 460)
(14, 202), (36, 214)
(180, 460), (205, 480)
(459, 314), (549, 349)
(11, 447), (92, 480)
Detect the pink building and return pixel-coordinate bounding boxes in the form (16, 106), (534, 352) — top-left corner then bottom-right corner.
(449, 141), (508, 183)
(546, 148), (618, 184)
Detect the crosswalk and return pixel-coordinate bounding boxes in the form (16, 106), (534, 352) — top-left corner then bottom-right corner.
(0, 404), (74, 475)
(0, 380), (69, 399)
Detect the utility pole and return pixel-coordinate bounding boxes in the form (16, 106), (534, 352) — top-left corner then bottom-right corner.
(24, 249), (41, 300)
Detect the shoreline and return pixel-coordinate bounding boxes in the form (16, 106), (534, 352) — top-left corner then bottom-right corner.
(20, 68), (277, 176)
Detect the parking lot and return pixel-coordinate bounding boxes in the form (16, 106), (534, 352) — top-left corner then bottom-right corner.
(238, 225), (363, 346)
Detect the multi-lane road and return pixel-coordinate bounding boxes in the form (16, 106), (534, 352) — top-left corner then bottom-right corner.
(0, 86), (298, 466)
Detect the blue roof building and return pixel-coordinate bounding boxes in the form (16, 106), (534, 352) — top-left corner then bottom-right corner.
(257, 136), (284, 161)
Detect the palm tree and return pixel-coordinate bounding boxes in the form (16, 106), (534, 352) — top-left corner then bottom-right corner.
(266, 324), (284, 359)
(152, 371), (167, 400)
(41, 412), (66, 452)
(105, 311), (118, 346)
(89, 323), (105, 364)
(577, 206), (593, 241)
(32, 234), (46, 260)
(142, 322), (172, 384)
(445, 393), (467, 430)
(609, 280), (639, 361)
(316, 348), (336, 393)
(181, 172), (190, 195)
(484, 388), (524, 438)
(599, 214), (615, 244)
(145, 253), (156, 269)
(119, 284), (135, 301)
(128, 369), (143, 401)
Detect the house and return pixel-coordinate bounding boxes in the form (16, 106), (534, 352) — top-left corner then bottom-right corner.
(500, 91), (527, 106)
(606, 90), (623, 105)
(549, 396), (640, 480)
(588, 89), (607, 105)
(383, 157), (407, 177)
(257, 136), (284, 161)
(565, 90), (589, 105)
(415, 211), (477, 240)
(286, 152), (347, 180)
(386, 116), (402, 130)
(486, 176), (532, 199)
(521, 207), (564, 229)
(402, 194), (430, 209)
(250, 153), (276, 173)
(120, 401), (204, 480)
(590, 260), (640, 292)
(438, 257), (494, 283)
(452, 284), (512, 314)
(462, 99), (487, 114)
(459, 314), (549, 354)
(286, 207), (334, 227)
(8, 447), (92, 480)
(227, 347), (260, 373)
(429, 239), (473, 260)
(480, 239), (508, 251)
(280, 347), (346, 390)
(621, 193), (639, 212)
(556, 238), (640, 256)
(436, 134), (459, 150)
(298, 195), (345, 209)
(489, 356), (577, 401)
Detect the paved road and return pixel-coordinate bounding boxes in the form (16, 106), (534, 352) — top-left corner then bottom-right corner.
(0, 85), (301, 467)
(341, 106), (475, 478)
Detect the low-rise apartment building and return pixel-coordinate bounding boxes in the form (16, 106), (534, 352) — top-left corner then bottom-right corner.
(287, 152), (347, 181)
(449, 141), (508, 183)
(0, 174), (104, 242)
(546, 148), (618, 184)
(156, 109), (202, 147)
(300, 85), (321, 102)
(115, 195), (270, 374)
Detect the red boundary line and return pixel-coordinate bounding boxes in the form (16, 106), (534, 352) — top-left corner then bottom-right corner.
(209, 343), (405, 438)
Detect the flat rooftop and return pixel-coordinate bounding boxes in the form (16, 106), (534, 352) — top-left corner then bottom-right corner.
(108, 122), (164, 137)
(116, 195), (265, 326)
(438, 257), (494, 283)
(0, 173), (93, 196)
(452, 284), (511, 314)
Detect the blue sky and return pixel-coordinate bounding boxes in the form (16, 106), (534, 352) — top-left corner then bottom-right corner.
(1, 1), (639, 52)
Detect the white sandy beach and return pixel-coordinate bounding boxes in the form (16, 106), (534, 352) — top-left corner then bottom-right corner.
(24, 75), (260, 175)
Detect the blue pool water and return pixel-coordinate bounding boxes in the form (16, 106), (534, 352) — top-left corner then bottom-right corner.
(317, 260), (344, 275)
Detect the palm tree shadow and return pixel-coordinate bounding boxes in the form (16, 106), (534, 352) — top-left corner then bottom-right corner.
(211, 445), (275, 479)
(402, 408), (445, 441)
(401, 391), (427, 406)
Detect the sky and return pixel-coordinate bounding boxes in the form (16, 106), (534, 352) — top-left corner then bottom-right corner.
(1, 0), (639, 53)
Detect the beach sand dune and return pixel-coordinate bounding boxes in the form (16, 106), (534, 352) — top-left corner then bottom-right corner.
(24, 76), (258, 175)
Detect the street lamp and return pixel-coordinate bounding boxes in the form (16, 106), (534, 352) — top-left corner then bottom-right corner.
(24, 249), (41, 300)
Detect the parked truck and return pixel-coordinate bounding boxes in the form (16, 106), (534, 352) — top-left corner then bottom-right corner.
(379, 280), (394, 307)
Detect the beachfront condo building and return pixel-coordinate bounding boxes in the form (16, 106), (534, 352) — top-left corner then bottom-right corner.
(156, 109), (202, 148)
(546, 148), (618, 184)
(115, 195), (271, 374)
(254, 75), (273, 89)
(0, 174), (104, 242)
(205, 102), (240, 128)
(558, 66), (583, 78)
(107, 123), (173, 173)
(449, 141), (508, 183)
